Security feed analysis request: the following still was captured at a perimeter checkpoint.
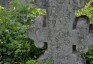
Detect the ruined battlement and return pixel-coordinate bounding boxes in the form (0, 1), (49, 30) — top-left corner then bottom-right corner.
(27, 0), (92, 64)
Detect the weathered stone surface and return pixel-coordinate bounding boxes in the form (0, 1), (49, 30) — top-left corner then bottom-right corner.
(27, 0), (92, 64)
(73, 0), (89, 9)
(34, 0), (46, 9)
(0, 0), (9, 8)
(27, 15), (48, 48)
(20, 0), (26, 4)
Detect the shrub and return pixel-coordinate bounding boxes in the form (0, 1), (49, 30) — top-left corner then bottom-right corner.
(0, 0), (45, 63)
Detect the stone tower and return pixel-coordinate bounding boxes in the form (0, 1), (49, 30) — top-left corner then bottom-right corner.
(27, 0), (93, 64)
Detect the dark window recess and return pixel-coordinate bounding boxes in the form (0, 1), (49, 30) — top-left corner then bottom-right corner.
(43, 16), (46, 27)
(91, 2), (93, 7)
(72, 15), (89, 30)
(72, 45), (77, 53)
(72, 17), (78, 29)
(89, 24), (93, 30)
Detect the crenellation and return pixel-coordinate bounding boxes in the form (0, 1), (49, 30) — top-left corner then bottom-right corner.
(27, 0), (91, 64)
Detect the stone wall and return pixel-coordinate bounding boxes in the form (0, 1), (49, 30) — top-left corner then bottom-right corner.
(27, 0), (93, 64)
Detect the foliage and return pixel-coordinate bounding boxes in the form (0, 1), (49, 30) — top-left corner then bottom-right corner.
(26, 59), (49, 64)
(75, 0), (93, 23)
(85, 45), (93, 64)
(26, 60), (39, 64)
(1, 0), (93, 64)
(0, 0), (46, 64)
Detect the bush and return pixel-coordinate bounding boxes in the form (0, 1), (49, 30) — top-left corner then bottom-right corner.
(0, 0), (46, 63)
(75, 0), (93, 23)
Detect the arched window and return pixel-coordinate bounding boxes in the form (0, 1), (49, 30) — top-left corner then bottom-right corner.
(73, 15), (90, 29)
